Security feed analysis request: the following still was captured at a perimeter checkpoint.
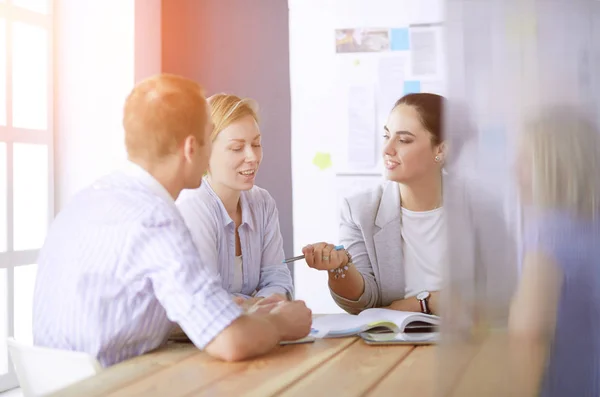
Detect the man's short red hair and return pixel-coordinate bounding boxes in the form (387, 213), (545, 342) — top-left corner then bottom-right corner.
(123, 74), (208, 160)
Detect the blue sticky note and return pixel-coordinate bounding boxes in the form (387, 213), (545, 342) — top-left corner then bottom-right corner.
(390, 28), (410, 51)
(403, 80), (421, 95)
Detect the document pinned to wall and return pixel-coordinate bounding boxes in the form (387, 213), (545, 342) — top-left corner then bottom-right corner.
(377, 56), (406, 124)
(335, 28), (391, 53)
(409, 26), (439, 76)
(347, 85), (378, 169)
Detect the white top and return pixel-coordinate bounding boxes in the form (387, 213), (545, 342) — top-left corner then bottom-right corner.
(231, 255), (243, 294)
(401, 206), (446, 298)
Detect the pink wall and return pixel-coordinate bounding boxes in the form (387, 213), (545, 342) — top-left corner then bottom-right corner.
(162, 0), (294, 258)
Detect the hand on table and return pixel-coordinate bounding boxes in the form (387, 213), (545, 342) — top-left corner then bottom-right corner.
(268, 300), (312, 341)
(236, 294), (311, 340)
(236, 294), (288, 314)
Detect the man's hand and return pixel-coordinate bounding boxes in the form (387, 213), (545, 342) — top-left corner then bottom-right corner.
(232, 294), (288, 313)
(247, 294), (288, 314)
(267, 300), (312, 341)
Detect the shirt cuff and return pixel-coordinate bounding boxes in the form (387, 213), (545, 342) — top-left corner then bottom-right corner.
(182, 298), (244, 349)
(256, 286), (292, 300)
(230, 292), (252, 300)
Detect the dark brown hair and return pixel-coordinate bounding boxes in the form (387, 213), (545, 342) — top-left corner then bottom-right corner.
(394, 93), (445, 145)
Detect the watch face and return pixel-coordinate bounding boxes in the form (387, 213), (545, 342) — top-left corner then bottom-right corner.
(417, 291), (430, 301)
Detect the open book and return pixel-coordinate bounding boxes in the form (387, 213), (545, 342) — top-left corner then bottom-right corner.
(311, 308), (440, 340)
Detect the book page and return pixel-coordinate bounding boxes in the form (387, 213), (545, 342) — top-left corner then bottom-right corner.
(359, 308), (440, 330)
(311, 314), (364, 336)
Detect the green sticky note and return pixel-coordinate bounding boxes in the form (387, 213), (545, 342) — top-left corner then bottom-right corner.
(312, 152), (332, 170)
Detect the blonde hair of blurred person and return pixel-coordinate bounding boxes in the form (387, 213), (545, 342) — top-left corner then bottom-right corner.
(176, 93), (294, 309)
(516, 109), (600, 217)
(509, 106), (600, 397)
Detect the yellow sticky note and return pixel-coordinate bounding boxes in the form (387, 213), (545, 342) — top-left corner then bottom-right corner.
(312, 152), (332, 170)
(353, 59), (360, 66)
(506, 14), (537, 40)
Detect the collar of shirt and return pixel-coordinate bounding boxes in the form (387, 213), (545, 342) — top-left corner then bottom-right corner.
(202, 177), (255, 231)
(121, 161), (175, 205)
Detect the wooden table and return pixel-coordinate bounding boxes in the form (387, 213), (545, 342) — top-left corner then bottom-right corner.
(48, 338), (436, 397)
(48, 332), (541, 397)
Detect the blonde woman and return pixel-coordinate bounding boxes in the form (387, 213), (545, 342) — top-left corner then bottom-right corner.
(176, 94), (293, 308)
(509, 107), (600, 397)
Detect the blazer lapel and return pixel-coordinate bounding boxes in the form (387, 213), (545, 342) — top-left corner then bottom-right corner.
(372, 182), (405, 304)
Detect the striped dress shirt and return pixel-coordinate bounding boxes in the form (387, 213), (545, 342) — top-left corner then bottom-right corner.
(32, 162), (243, 367)
(176, 179), (293, 300)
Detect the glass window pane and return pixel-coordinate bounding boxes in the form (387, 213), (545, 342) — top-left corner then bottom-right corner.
(12, 0), (49, 14)
(14, 264), (36, 344)
(13, 144), (48, 251)
(0, 143), (6, 253)
(0, 19), (6, 126)
(0, 269), (8, 375)
(12, 22), (48, 130)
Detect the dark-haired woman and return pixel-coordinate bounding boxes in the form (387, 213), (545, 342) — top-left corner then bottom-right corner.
(303, 93), (516, 317)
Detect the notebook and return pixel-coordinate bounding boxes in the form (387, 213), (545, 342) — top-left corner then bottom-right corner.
(361, 331), (440, 345)
(311, 308), (440, 339)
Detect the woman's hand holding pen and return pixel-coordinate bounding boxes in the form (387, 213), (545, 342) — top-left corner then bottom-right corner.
(302, 242), (349, 271)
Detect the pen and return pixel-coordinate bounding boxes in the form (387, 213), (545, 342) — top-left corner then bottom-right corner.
(282, 245), (345, 264)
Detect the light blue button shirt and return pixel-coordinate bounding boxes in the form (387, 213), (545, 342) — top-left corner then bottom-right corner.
(176, 179), (294, 299)
(33, 163), (243, 367)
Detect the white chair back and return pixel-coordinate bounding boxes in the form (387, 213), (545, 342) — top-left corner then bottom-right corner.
(7, 338), (102, 397)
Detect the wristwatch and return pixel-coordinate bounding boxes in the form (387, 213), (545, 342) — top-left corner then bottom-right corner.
(416, 291), (431, 314)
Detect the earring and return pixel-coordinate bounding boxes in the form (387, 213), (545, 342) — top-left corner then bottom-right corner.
(435, 156), (441, 162)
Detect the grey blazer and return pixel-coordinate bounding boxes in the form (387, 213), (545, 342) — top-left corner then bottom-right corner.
(330, 176), (517, 320)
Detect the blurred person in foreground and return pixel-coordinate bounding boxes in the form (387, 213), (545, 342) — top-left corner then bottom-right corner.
(509, 106), (600, 396)
(32, 74), (311, 367)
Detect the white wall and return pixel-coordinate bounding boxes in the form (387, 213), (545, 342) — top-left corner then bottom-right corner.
(289, 0), (444, 313)
(54, 0), (161, 212)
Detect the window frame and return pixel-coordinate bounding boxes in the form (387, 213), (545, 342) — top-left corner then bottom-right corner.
(0, 0), (54, 392)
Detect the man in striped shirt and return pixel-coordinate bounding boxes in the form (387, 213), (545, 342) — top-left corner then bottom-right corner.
(32, 74), (312, 367)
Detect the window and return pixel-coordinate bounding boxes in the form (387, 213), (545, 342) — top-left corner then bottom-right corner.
(0, 0), (53, 392)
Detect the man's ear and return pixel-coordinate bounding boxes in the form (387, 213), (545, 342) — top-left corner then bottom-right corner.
(182, 135), (196, 163)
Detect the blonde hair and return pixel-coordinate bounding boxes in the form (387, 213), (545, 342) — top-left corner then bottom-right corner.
(207, 93), (259, 141)
(123, 74), (208, 160)
(524, 107), (600, 217)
